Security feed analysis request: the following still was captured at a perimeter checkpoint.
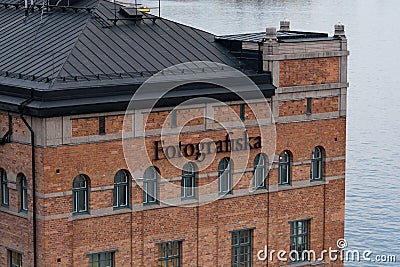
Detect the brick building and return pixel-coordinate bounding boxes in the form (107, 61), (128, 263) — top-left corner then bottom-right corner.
(0, 0), (348, 266)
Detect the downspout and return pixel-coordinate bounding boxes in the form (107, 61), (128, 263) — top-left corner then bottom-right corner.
(19, 89), (37, 267)
(258, 42), (263, 74)
(266, 175), (269, 267)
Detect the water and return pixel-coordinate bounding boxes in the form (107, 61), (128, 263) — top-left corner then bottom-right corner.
(144, 0), (400, 265)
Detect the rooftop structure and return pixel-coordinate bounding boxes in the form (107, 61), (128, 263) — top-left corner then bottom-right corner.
(0, 0), (341, 117)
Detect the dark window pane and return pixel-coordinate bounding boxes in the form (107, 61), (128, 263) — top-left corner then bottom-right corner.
(231, 229), (252, 267)
(144, 167), (158, 204)
(9, 251), (22, 267)
(306, 98), (312, 115)
(311, 147), (323, 180)
(182, 163), (196, 198)
(253, 154), (267, 189)
(89, 252), (114, 267)
(1, 169), (9, 206)
(120, 186), (127, 206)
(290, 220), (310, 262)
(113, 187), (118, 207)
(73, 175), (89, 213)
(99, 116), (106, 135)
(279, 151), (291, 185)
(20, 175), (28, 211)
(218, 158), (232, 193)
(158, 241), (182, 267)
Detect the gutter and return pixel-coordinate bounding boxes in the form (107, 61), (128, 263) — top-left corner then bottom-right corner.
(18, 89), (37, 267)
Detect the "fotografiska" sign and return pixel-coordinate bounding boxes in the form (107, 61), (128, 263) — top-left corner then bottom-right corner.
(154, 132), (261, 162)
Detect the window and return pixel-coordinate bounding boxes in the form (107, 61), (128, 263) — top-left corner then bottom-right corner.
(19, 174), (28, 212)
(9, 250), (22, 267)
(143, 166), (159, 204)
(290, 219), (310, 262)
(278, 151), (291, 185)
(72, 174), (89, 214)
(252, 154), (267, 190)
(231, 229), (253, 267)
(88, 251), (115, 267)
(158, 240), (182, 267)
(181, 162), (196, 199)
(171, 109), (177, 128)
(218, 157), (233, 194)
(1, 168), (9, 207)
(306, 98), (312, 115)
(99, 116), (106, 135)
(239, 104), (245, 121)
(311, 147), (323, 181)
(113, 170), (130, 208)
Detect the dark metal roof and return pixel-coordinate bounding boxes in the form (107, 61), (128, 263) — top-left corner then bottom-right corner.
(216, 31), (335, 43)
(0, 0), (275, 117)
(0, 0), (245, 86)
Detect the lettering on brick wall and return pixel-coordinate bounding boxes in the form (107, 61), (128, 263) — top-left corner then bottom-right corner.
(154, 132), (261, 162)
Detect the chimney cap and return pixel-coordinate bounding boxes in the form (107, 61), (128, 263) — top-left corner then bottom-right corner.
(265, 27), (278, 41)
(334, 23), (345, 37)
(280, 19), (290, 31)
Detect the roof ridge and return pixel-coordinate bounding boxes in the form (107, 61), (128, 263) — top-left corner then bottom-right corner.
(49, 1), (100, 88)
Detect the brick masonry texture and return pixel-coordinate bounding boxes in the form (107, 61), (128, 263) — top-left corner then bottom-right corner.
(279, 57), (340, 87)
(0, 115), (346, 266)
(72, 118), (99, 137)
(0, 49), (347, 267)
(278, 97), (339, 117)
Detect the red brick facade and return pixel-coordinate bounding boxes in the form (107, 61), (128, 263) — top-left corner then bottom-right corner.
(0, 28), (348, 267)
(279, 57), (340, 87)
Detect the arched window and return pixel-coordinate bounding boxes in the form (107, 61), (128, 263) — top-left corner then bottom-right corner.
(19, 174), (28, 212)
(278, 151), (291, 185)
(113, 170), (130, 208)
(311, 147), (323, 181)
(1, 168), (9, 207)
(218, 157), (233, 194)
(72, 174), (89, 214)
(143, 166), (159, 204)
(253, 154), (267, 190)
(181, 162), (196, 199)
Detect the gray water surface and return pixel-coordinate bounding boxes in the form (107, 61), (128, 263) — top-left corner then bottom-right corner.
(144, 0), (399, 265)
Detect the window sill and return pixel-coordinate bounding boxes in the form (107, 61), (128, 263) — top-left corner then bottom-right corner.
(252, 186), (267, 191)
(0, 206), (29, 219)
(143, 201), (159, 206)
(310, 178), (323, 182)
(113, 205), (130, 211)
(181, 196), (197, 200)
(72, 211), (89, 216)
(218, 190), (233, 196)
